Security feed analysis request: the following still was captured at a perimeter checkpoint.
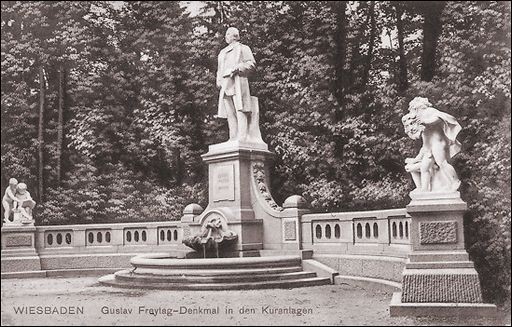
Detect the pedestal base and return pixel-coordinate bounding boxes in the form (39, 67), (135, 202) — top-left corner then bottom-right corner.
(181, 144), (273, 257)
(390, 193), (495, 317)
(390, 292), (497, 317)
(401, 267), (482, 303)
(1, 225), (41, 272)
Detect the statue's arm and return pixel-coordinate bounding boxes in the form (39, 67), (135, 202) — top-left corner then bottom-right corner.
(235, 45), (256, 76)
(418, 107), (442, 125)
(406, 147), (426, 164)
(216, 54), (223, 89)
(5, 188), (20, 202)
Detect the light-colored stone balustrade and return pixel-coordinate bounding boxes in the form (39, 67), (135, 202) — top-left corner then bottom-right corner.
(44, 230), (73, 248)
(302, 208), (411, 256)
(1, 221), (189, 275)
(157, 227), (181, 244)
(33, 221), (184, 254)
(3, 209), (410, 280)
(300, 208), (411, 282)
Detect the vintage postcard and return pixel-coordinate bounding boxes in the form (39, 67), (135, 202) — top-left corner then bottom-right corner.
(1, 1), (510, 326)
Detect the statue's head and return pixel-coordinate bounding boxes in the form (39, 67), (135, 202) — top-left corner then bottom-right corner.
(9, 178), (18, 186)
(225, 27), (240, 44)
(408, 97), (431, 112)
(402, 112), (424, 140)
(210, 217), (223, 229)
(17, 182), (27, 194)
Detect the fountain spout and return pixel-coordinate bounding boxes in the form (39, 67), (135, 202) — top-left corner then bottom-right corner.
(183, 215), (237, 258)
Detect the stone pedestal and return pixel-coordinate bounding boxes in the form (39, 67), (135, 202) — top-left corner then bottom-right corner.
(389, 192), (497, 316)
(182, 140), (274, 256)
(1, 223), (42, 273)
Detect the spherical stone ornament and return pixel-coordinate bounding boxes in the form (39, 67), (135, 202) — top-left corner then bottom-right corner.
(183, 203), (204, 215)
(283, 195), (308, 209)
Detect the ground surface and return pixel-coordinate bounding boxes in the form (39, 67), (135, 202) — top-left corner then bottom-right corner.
(1, 277), (509, 326)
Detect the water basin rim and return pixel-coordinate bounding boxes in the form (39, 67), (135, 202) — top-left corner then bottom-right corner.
(130, 254), (302, 267)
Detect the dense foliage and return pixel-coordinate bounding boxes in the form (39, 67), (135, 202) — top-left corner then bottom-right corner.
(1, 1), (510, 304)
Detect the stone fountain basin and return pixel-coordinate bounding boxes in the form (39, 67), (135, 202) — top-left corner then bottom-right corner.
(130, 253), (302, 270)
(99, 254), (331, 290)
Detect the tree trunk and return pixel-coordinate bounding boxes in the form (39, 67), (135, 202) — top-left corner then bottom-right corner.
(175, 148), (182, 186)
(420, 1), (446, 82)
(38, 66), (45, 202)
(56, 64), (64, 184)
(395, 2), (408, 91)
(361, 1), (376, 88)
(215, 1), (226, 24)
(333, 1), (347, 119)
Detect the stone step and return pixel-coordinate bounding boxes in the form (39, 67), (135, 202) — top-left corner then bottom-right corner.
(114, 270), (316, 284)
(408, 251), (469, 263)
(99, 274), (331, 290)
(405, 261), (474, 269)
(130, 266), (303, 277)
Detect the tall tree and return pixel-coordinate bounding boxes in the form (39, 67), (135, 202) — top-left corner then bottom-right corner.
(394, 1), (408, 91)
(333, 1), (347, 115)
(361, 1), (377, 88)
(418, 1), (446, 81)
(37, 66), (45, 201)
(56, 65), (64, 184)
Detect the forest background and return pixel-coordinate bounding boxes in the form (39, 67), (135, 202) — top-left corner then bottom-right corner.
(1, 1), (510, 305)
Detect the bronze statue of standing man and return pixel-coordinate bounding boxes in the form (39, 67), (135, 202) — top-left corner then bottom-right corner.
(216, 27), (257, 142)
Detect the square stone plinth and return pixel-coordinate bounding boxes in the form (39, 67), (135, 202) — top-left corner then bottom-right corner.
(401, 268), (483, 303)
(201, 145), (273, 221)
(390, 292), (497, 317)
(1, 225), (42, 272)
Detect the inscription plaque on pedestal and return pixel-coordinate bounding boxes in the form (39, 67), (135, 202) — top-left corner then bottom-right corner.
(283, 220), (297, 241)
(5, 234), (33, 248)
(212, 164), (235, 202)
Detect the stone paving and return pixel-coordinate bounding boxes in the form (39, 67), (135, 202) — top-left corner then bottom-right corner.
(1, 277), (509, 326)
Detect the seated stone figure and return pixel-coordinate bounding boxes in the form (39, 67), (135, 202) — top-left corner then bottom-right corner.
(402, 97), (462, 193)
(13, 183), (36, 224)
(3, 178), (20, 223)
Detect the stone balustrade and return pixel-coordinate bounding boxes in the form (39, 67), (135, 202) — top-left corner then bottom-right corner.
(4, 209), (411, 258)
(44, 229), (73, 248)
(299, 208), (411, 282)
(388, 216), (410, 245)
(0, 221), (186, 273)
(157, 227), (181, 245)
(2, 209), (411, 277)
(302, 208), (411, 257)
(29, 222), (187, 261)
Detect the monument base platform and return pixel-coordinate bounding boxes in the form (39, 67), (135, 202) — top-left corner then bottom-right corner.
(388, 193), (497, 318)
(389, 292), (497, 317)
(1, 225), (41, 272)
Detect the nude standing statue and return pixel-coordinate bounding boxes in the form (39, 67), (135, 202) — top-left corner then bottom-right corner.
(402, 97), (462, 193)
(216, 27), (263, 143)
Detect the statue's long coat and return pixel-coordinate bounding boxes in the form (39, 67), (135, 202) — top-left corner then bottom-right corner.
(216, 41), (256, 118)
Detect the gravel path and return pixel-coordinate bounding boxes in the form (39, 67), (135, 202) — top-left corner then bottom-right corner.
(1, 277), (508, 326)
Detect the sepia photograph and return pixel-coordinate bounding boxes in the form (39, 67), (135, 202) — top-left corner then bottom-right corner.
(1, 1), (511, 326)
